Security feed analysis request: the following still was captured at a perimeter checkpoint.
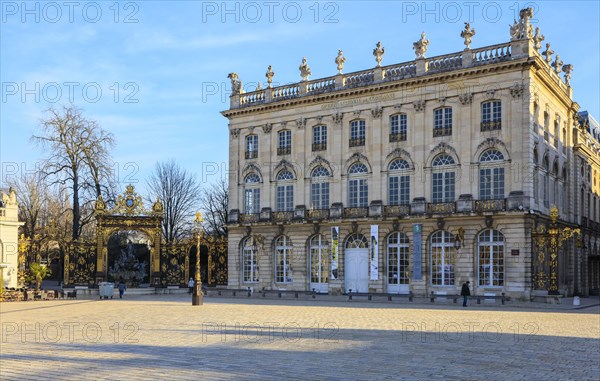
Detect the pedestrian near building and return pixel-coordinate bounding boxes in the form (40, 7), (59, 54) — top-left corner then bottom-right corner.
(188, 277), (194, 294)
(118, 279), (126, 299)
(461, 281), (471, 307)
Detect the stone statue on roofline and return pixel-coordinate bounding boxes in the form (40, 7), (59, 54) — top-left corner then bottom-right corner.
(413, 32), (429, 59)
(299, 57), (311, 81)
(227, 72), (242, 95)
(335, 50), (346, 74)
(562, 64), (573, 85)
(533, 27), (545, 50)
(373, 41), (384, 67)
(460, 22), (476, 50)
(265, 65), (274, 87)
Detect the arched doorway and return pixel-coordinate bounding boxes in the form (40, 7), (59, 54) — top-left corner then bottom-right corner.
(345, 233), (369, 293)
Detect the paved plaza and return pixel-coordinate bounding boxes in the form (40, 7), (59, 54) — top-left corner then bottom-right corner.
(1, 295), (599, 381)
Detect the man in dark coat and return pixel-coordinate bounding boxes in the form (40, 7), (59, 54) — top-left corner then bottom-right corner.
(461, 281), (471, 307)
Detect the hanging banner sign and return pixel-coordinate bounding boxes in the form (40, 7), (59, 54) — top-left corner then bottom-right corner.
(413, 224), (422, 280)
(370, 225), (379, 280)
(331, 226), (339, 280)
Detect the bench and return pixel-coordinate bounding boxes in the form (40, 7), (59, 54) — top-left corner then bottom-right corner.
(262, 290), (316, 299)
(347, 291), (414, 302)
(66, 290), (77, 299)
(206, 288), (252, 297)
(430, 291), (506, 305)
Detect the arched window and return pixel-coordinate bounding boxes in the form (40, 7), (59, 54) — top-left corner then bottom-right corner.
(311, 166), (330, 210)
(244, 173), (261, 213)
(276, 170), (294, 211)
(552, 161), (559, 207)
(348, 163), (368, 207)
(479, 149), (505, 200)
(387, 232), (410, 287)
(478, 229), (504, 287)
(309, 234), (329, 287)
(274, 236), (292, 283)
(430, 230), (455, 286)
(388, 159), (410, 205)
(241, 237), (259, 283)
(432, 154), (455, 203)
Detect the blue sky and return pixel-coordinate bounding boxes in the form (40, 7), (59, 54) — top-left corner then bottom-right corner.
(1, 1), (599, 194)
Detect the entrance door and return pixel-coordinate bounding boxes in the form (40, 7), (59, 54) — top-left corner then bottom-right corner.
(345, 248), (368, 293)
(309, 235), (329, 293)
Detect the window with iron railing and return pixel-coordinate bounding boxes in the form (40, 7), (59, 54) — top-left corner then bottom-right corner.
(434, 107), (452, 137)
(390, 114), (407, 142)
(312, 125), (327, 151)
(481, 101), (502, 131)
(278, 130), (291, 155)
(350, 120), (366, 147)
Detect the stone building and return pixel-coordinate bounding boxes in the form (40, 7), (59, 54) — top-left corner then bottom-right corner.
(0, 188), (23, 289)
(222, 9), (600, 298)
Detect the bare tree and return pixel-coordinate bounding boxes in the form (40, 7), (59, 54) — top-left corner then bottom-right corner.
(146, 160), (201, 243)
(32, 106), (115, 240)
(7, 172), (48, 239)
(199, 178), (228, 237)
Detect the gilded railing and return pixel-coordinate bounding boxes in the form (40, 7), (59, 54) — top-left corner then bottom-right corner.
(481, 120), (502, 131)
(475, 199), (506, 212)
(427, 202), (456, 214)
(384, 205), (410, 217)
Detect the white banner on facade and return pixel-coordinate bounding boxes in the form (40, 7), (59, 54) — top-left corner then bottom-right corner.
(370, 225), (379, 280)
(331, 226), (339, 280)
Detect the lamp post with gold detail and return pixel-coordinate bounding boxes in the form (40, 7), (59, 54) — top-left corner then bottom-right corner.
(192, 211), (204, 306)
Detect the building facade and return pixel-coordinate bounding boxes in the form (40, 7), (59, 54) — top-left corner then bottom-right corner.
(0, 188), (23, 289)
(223, 9), (600, 298)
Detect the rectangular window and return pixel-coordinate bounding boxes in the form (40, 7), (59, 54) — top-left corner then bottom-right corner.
(481, 101), (502, 131)
(245, 135), (258, 159)
(311, 182), (329, 209)
(244, 188), (260, 213)
(390, 114), (407, 142)
(242, 248), (258, 283)
(432, 172), (455, 203)
(276, 185), (293, 211)
(349, 179), (368, 207)
(389, 175), (410, 205)
(434, 108), (452, 137)
(312, 125), (327, 151)
(278, 130), (291, 155)
(479, 168), (505, 200)
(350, 120), (366, 147)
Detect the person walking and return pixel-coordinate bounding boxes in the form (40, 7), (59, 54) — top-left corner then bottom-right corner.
(461, 281), (471, 307)
(188, 277), (195, 294)
(118, 279), (126, 299)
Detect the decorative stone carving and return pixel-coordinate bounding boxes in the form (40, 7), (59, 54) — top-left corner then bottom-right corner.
(552, 54), (563, 74)
(460, 22), (476, 50)
(248, 125), (255, 133)
(438, 97), (447, 105)
(373, 41), (385, 67)
(430, 142), (458, 157)
(230, 128), (240, 138)
(542, 43), (554, 65)
(242, 163), (263, 179)
(562, 64), (573, 85)
(509, 20), (521, 41)
(335, 50), (346, 74)
(413, 100), (425, 112)
(459, 93), (473, 105)
(345, 152), (370, 169)
(262, 123), (272, 133)
(386, 147), (413, 164)
(486, 89), (496, 98)
(299, 57), (311, 81)
(353, 110), (362, 116)
(371, 106), (383, 119)
(476, 137), (507, 153)
(510, 83), (525, 99)
(413, 32), (430, 59)
(274, 159), (297, 176)
(280, 121), (287, 128)
(333, 112), (343, 125)
(296, 117), (306, 129)
(510, 8), (533, 40)
(315, 115), (323, 124)
(256, 82), (262, 91)
(533, 27), (545, 50)
(308, 155), (332, 173)
(227, 72), (242, 95)
(265, 65), (275, 88)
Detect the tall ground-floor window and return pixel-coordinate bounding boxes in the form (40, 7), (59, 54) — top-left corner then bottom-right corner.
(430, 230), (455, 286)
(478, 229), (504, 287)
(242, 237), (259, 283)
(275, 236), (292, 283)
(387, 232), (410, 285)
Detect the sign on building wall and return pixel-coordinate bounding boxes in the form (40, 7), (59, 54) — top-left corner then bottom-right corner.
(370, 225), (379, 280)
(413, 224), (422, 280)
(331, 226), (339, 279)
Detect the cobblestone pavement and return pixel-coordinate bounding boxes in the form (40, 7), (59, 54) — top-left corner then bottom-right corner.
(1, 295), (599, 381)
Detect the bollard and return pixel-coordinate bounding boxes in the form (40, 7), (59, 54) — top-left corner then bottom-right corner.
(430, 291), (434, 303)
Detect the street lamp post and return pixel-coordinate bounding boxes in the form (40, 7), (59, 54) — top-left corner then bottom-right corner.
(192, 211), (203, 306)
